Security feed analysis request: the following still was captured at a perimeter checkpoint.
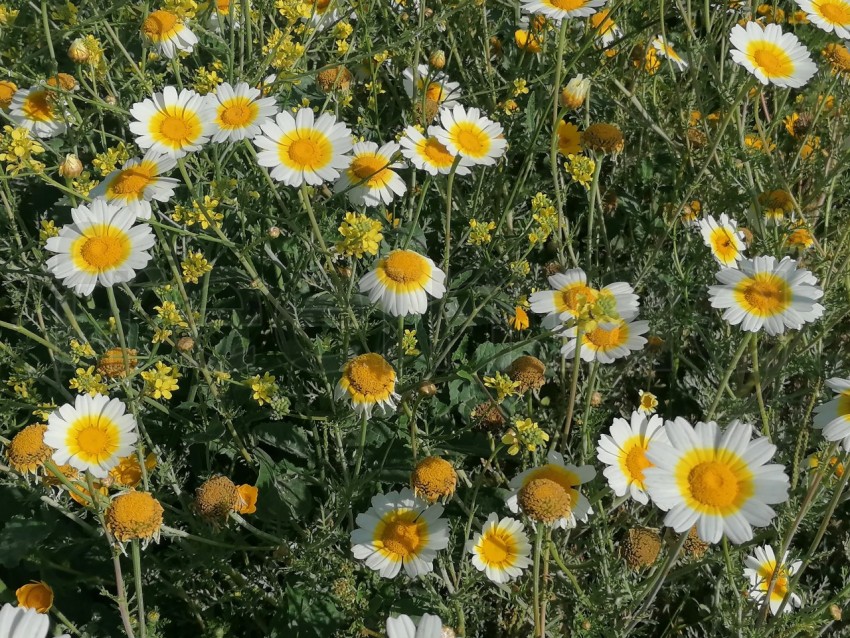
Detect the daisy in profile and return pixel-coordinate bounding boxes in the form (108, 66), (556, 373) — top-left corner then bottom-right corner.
(9, 87), (67, 138)
(253, 108), (353, 186)
(45, 199), (155, 296)
(560, 318), (650, 364)
(652, 35), (689, 70)
(43, 393), (139, 479)
(129, 87), (216, 159)
(644, 418), (789, 544)
(335, 141), (407, 206)
(207, 81), (278, 143)
(0, 604), (70, 638)
(302, 0), (340, 31)
(813, 377), (850, 450)
(744, 545), (802, 615)
(403, 64), (461, 108)
(795, 0), (850, 38)
(597, 411), (668, 504)
(141, 9), (198, 58)
(399, 126), (473, 176)
(590, 9), (622, 48)
(729, 22), (817, 88)
(359, 249), (446, 316)
(335, 353), (399, 418)
(433, 105), (506, 166)
(90, 149), (179, 219)
(708, 256), (824, 335)
(351, 488), (449, 578)
(387, 614), (443, 638)
(467, 514), (532, 583)
(520, 0), (607, 21)
(506, 451), (595, 529)
(698, 214), (746, 268)
(560, 74), (590, 110)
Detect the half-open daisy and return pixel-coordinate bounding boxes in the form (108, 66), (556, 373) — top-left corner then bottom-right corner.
(129, 87), (216, 159)
(387, 614), (442, 638)
(729, 22), (817, 88)
(90, 149), (179, 219)
(507, 451), (595, 529)
(403, 64), (462, 108)
(351, 488), (449, 578)
(399, 126), (473, 176)
(796, 0), (850, 38)
(698, 213), (746, 268)
(520, 0), (607, 21)
(708, 255), (824, 335)
(141, 9), (198, 58)
(359, 249), (446, 316)
(433, 105), (506, 166)
(335, 141), (407, 206)
(335, 353), (399, 418)
(597, 411), (668, 504)
(814, 377), (850, 450)
(644, 418), (789, 544)
(45, 199), (155, 296)
(652, 35), (689, 70)
(529, 269), (640, 328)
(9, 87), (67, 138)
(253, 107), (353, 186)
(560, 318), (650, 364)
(744, 545), (802, 615)
(590, 9), (622, 47)
(43, 393), (138, 479)
(467, 513), (532, 583)
(208, 81), (278, 143)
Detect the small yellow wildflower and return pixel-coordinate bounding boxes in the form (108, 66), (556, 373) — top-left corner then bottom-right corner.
(50, 2), (77, 25)
(163, 0), (198, 18)
(638, 390), (658, 415)
(213, 370), (232, 385)
(249, 372), (278, 406)
(181, 251), (213, 284)
(6, 376), (34, 400)
(334, 21), (353, 39)
(468, 219), (496, 246)
(91, 143), (131, 176)
(264, 29), (306, 70)
(336, 212), (383, 258)
(193, 65), (224, 94)
(69, 366), (108, 395)
(564, 154), (596, 189)
(152, 328), (173, 344)
(0, 126), (45, 175)
(484, 372), (521, 402)
(154, 301), (189, 328)
(172, 196), (223, 229)
(513, 78), (530, 96)
(509, 259), (531, 278)
(0, 4), (20, 25)
(141, 361), (181, 400)
(509, 306), (530, 331)
(402, 330), (420, 356)
(808, 453), (845, 478)
(69, 339), (96, 362)
(39, 220), (59, 242)
(501, 417), (549, 455)
(71, 171), (98, 197)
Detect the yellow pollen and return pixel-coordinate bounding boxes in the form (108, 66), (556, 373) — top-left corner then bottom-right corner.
(748, 41), (794, 78)
(734, 274), (790, 317)
(7, 424), (52, 474)
(382, 250), (430, 284)
(819, 1), (850, 22)
(624, 442), (651, 482)
(518, 477), (572, 523)
(349, 154), (391, 187)
(66, 415), (120, 463)
(160, 116), (192, 143)
(77, 233), (130, 270)
(411, 456), (457, 503)
(687, 461), (740, 508)
(23, 91), (55, 123)
(479, 530), (515, 566)
(547, 0), (587, 8)
(142, 10), (179, 40)
(421, 138), (454, 167)
(282, 132), (332, 170)
(109, 166), (153, 196)
(452, 122), (489, 157)
(377, 511), (424, 558)
(196, 475), (238, 519)
(557, 283), (598, 313)
(585, 324), (623, 349)
(106, 491), (164, 542)
(343, 353), (395, 398)
(218, 99), (257, 127)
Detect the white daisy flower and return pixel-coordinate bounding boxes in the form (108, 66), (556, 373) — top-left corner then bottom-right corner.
(590, 10), (622, 47)
(0, 604), (70, 638)
(433, 105), (507, 166)
(698, 213), (746, 268)
(506, 451), (595, 529)
(708, 256), (824, 335)
(129, 86), (216, 159)
(813, 377), (850, 450)
(386, 613), (443, 638)
(359, 249), (446, 316)
(90, 149), (180, 220)
(43, 393), (139, 479)
(253, 108), (353, 187)
(729, 22), (817, 88)
(652, 35), (689, 70)
(399, 126), (473, 176)
(597, 411), (668, 504)
(520, 0), (607, 22)
(403, 64), (462, 108)
(9, 87), (67, 138)
(744, 545), (802, 615)
(467, 513), (532, 583)
(207, 0), (241, 30)
(45, 199), (155, 296)
(560, 74), (591, 110)
(208, 81), (278, 143)
(351, 488), (449, 578)
(334, 353), (400, 419)
(335, 141), (407, 207)
(560, 318), (650, 364)
(644, 418), (789, 544)
(141, 9), (198, 58)
(302, 0), (342, 30)
(795, 0), (850, 39)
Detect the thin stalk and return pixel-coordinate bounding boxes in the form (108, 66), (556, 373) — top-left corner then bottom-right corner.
(354, 412), (369, 476)
(532, 525), (544, 635)
(549, 18), (570, 266)
(706, 332), (753, 421)
(559, 327), (583, 451)
(750, 333), (770, 438)
(585, 155), (603, 265)
(131, 541), (146, 638)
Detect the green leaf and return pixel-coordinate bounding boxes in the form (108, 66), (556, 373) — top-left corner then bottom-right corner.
(0, 516), (51, 567)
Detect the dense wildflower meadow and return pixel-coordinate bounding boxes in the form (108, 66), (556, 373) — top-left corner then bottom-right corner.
(2, 0), (850, 636)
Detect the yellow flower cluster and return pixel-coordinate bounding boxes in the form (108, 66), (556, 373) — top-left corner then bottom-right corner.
(163, 0), (198, 18)
(528, 192), (557, 245)
(468, 219), (496, 246)
(69, 338), (96, 362)
(181, 251), (213, 284)
(0, 4), (19, 25)
(402, 329), (420, 356)
(0, 126), (45, 175)
(249, 372), (278, 405)
(194, 62), (225, 94)
(501, 417), (549, 455)
(564, 154), (596, 189)
(264, 29), (306, 71)
(142, 361), (181, 400)
(72, 171), (98, 196)
(50, 2), (77, 25)
(92, 142), (131, 176)
(483, 372), (521, 402)
(69, 366), (107, 395)
(39, 220), (59, 241)
(336, 212), (383, 258)
(172, 196), (223, 229)
(154, 301), (189, 329)
(6, 375), (34, 399)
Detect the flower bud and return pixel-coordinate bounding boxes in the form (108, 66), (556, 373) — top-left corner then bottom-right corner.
(429, 50), (446, 70)
(58, 154), (83, 178)
(68, 39), (90, 63)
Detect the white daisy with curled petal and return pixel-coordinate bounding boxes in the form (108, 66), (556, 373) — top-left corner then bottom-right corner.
(9, 87), (67, 138)
(433, 105), (507, 166)
(253, 107), (353, 187)
(141, 9), (198, 58)
(386, 613), (443, 638)
(560, 318), (649, 364)
(43, 393), (139, 479)
(90, 149), (179, 220)
(813, 377), (850, 450)
(129, 86), (216, 159)
(520, 0), (607, 22)
(335, 141), (407, 207)
(403, 64), (462, 108)
(729, 21), (817, 88)
(708, 255), (824, 335)
(399, 126), (473, 176)
(467, 514), (532, 583)
(744, 545), (802, 615)
(0, 603), (70, 638)
(698, 213), (746, 268)
(652, 35), (689, 70)
(45, 199), (155, 296)
(795, 0), (850, 39)
(597, 411), (668, 504)
(644, 418), (789, 544)
(351, 488), (449, 579)
(208, 81), (278, 143)
(359, 250), (446, 317)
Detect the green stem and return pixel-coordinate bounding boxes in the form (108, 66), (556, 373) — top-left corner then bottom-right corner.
(549, 18), (570, 266)
(706, 332), (753, 421)
(558, 327), (583, 451)
(585, 155), (603, 266)
(354, 412), (369, 476)
(131, 541), (146, 638)
(532, 525), (544, 635)
(750, 333), (770, 438)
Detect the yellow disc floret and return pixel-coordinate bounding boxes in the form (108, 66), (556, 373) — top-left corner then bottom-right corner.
(411, 456), (457, 503)
(622, 527), (662, 570)
(97, 347), (139, 378)
(6, 424), (52, 475)
(195, 475), (238, 519)
(106, 491), (164, 542)
(517, 478), (572, 523)
(507, 355), (546, 393)
(582, 122), (625, 154)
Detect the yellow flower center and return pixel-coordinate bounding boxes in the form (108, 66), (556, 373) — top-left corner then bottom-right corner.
(819, 0), (850, 23)
(585, 324), (624, 349)
(0, 80), (17, 110)
(734, 273), (791, 317)
(675, 449), (754, 514)
(747, 40), (794, 79)
(451, 122), (490, 157)
(518, 477), (572, 522)
(411, 456), (457, 502)
(154, 110), (202, 148)
(623, 439), (651, 482)
(710, 227), (740, 264)
(217, 97), (258, 128)
(522, 464), (581, 508)
(106, 491), (164, 542)
(65, 414), (121, 464)
(556, 283), (598, 314)
(425, 82), (446, 102)
(7, 424), (51, 473)
(72, 227), (131, 273)
(421, 137), (454, 168)
(756, 562), (790, 599)
(280, 131), (333, 171)
(22, 90), (55, 123)
(343, 353), (395, 399)
(142, 10), (180, 41)
(837, 393), (850, 418)
(547, 0), (587, 8)
(382, 250), (430, 284)
(196, 475), (238, 518)
(375, 509), (426, 559)
(108, 164), (155, 197)
(348, 154), (392, 187)
(479, 529), (517, 566)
